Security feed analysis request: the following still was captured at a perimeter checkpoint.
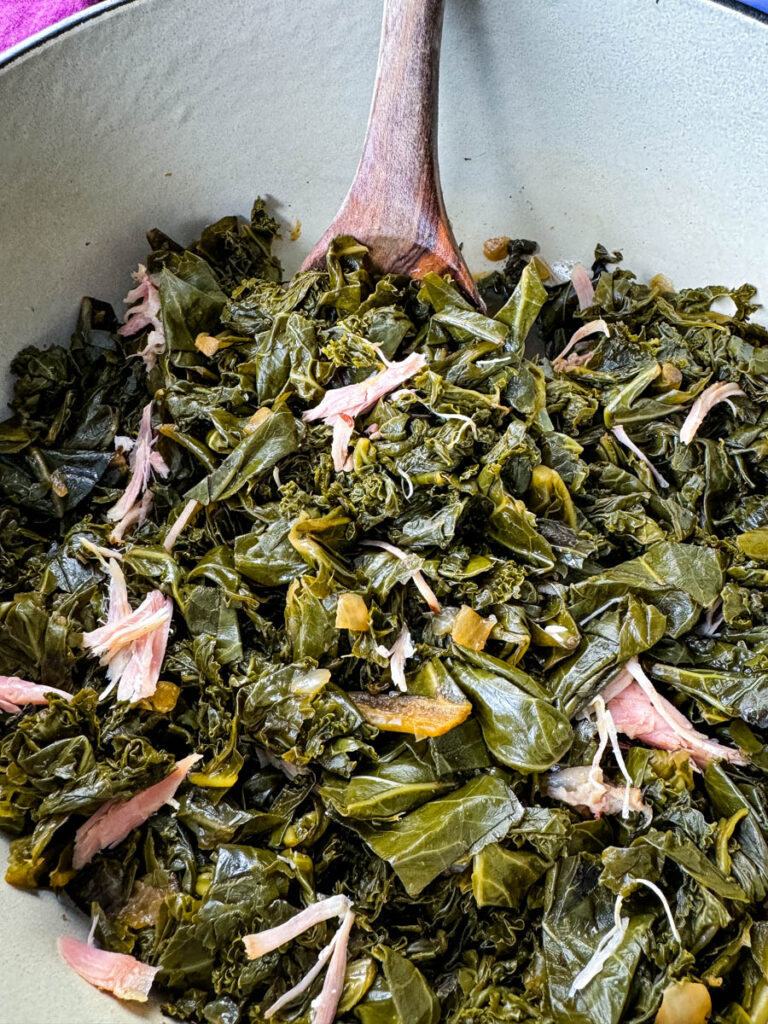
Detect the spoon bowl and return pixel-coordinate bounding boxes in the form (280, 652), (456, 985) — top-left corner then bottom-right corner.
(301, 0), (481, 306)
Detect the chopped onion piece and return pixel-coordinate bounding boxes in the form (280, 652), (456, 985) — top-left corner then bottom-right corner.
(388, 624), (415, 691)
(291, 668), (331, 697)
(698, 597), (724, 637)
(483, 235), (510, 261)
(244, 407), (272, 434)
(450, 605), (497, 651)
(655, 981), (712, 1024)
(335, 593), (370, 631)
(194, 332), (221, 357)
(570, 894), (627, 994)
(599, 697), (636, 818)
(398, 468), (414, 498)
(634, 877), (681, 944)
(433, 411), (478, 439)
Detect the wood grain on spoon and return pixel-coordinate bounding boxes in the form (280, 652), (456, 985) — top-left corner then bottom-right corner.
(302, 0), (481, 308)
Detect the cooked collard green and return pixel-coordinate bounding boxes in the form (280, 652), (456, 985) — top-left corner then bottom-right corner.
(2, 200), (768, 1022)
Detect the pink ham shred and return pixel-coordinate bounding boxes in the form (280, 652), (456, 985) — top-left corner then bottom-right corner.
(304, 353), (425, 424)
(0, 675), (72, 714)
(552, 318), (609, 369)
(330, 414), (355, 473)
(303, 353), (426, 472)
(264, 937), (337, 1019)
(109, 490), (153, 545)
(78, 538), (123, 561)
(107, 403), (168, 525)
(83, 560), (173, 704)
(388, 624), (415, 692)
(679, 381), (745, 444)
(242, 895), (355, 1024)
(311, 908), (355, 1024)
(119, 265), (161, 336)
(360, 539), (441, 613)
(571, 262), (595, 309)
(103, 559), (132, 689)
(82, 588), (172, 662)
(114, 591), (173, 703)
(163, 498), (201, 552)
(242, 895), (351, 959)
(603, 661), (747, 767)
(72, 753), (201, 870)
(58, 935), (158, 1002)
(118, 264), (166, 370)
(611, 424), (669, 488)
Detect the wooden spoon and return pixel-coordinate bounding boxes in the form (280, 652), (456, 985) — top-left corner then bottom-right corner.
(301, 0), (481, 307)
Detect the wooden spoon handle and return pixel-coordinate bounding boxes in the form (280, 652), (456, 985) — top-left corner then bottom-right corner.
(303, 0), (480, 305)
(357, 0), (445, 206)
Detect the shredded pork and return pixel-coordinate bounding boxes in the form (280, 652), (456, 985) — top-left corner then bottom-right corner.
(0, 675), (72, 714)
(106, 403), (168, 526)
(603, 659), (747, 767)
(546, 765), (651, 822)
(73, 753), (201, 870)
(570, 262), (595, 309)
(118, 264), (166, 369)
(360, 539), (441, 613)
(109, 490), (153, 545)
(679, 381), (745, 444)
(611, 424), (669, 488)
(163, 498), (200, 552)
(311, 908), (355, 1024)
(553, 319), (609, 370)
(242, 895), (351, 958)
(303, 353), (426, 471)
(242, 895), (354, 1024)
(58, 935), (158, 1002)
(330, 414), (355, 473)
(83, 559), (173, 704)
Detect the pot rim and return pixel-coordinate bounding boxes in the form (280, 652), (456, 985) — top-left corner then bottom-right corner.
(1, 0), (767, 72)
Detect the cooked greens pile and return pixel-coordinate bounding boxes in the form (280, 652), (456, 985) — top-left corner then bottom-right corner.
(3, 200), (768, 1024)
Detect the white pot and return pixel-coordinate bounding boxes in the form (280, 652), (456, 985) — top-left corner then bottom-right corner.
(1, 1), (767, 1020)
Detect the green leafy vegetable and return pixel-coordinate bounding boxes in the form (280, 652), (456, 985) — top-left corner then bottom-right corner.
(353, 773), (522, 896)
(2, 203), (768, 1023)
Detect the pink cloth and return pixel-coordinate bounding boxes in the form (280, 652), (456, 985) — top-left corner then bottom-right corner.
(1, 1), (96, 53)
